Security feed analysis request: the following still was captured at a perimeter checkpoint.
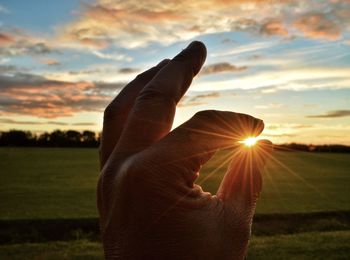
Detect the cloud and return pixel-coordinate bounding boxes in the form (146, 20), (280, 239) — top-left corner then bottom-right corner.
(195, 67), (350, 91)
(201, 62), (247, 75)
(306, 110), (350, 118)
(263, 133), (297, 138)
(0, 33), (15, 46)
(178, 92), (220, 107)
(0, 4), (9, 13)
(0, 65), (27, 74)
(40, 59), (60, 66)
(254, 103), (284, 109)
(119, 67), (140, 74)
(0, 118), (96, 126)
(0, 41), (55, 57)
(57, 0), (350, 49)
(91, 50), (132, 61)
(0, 73), (125, 118)
(211, 41), (275, 57)
(0, 29), (59, 59)
(260, 19), (288, 36)
(58, 0), (287, 48)
(266, 123), (313, 130)
(294, 13), (341, 40)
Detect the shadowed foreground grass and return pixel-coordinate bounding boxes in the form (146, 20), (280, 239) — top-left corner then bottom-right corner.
(0, 231), (349, 260)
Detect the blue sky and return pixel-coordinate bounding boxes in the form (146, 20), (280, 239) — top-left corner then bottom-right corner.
(0, 0), (349, 144)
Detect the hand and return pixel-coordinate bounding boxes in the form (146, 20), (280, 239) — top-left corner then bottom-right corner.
(97, 41), (273, 259)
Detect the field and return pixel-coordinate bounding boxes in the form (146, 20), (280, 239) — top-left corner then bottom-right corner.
(0, 231), (349, 259)
(0, 147), (350, 259)
(1, 148), (349, 219)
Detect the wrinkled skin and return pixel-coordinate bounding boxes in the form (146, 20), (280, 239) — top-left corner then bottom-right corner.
(98, 41), (273, 259)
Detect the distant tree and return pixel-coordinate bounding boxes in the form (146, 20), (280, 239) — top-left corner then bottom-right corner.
(37, 132), (50, 147)
(50, 130), (66, 147)
(0, 130), (34, 146)
(2, 129), (347, 151)
(82, 131), (98, 147)
(66, 130), (82, 147)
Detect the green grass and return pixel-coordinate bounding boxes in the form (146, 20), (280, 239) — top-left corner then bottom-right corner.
(247, 231), (350, 260)
(0, 231), (349, 259)
(0, 148), (349, 219)
(200, 150), (350, 214)
(0, 148), (99, 220)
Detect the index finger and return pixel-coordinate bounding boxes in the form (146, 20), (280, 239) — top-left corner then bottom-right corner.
(115, 41), (207, 155)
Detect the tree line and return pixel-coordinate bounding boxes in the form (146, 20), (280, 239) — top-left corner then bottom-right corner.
(1, 130), (350, 152)
(0, 130), (99, 147)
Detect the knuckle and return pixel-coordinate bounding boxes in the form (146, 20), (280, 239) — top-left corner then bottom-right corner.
(103, 101), (125, 121)
(137, 88), (175, 106)
(194, 109), (214, 117)
(191, 110), (228, 131)
(103, 103), (115, 120)
(194, 110), (238, 122)
(134, 72), (148, 82)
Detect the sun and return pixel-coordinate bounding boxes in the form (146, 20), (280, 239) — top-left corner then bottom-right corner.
(239, 137), (258, 147)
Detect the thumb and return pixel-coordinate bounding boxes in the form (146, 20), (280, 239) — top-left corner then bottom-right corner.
(141, 110), (264, 186)
(217, 139), (273, 216)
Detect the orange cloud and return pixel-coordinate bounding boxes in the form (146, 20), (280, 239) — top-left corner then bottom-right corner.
(0, 73), (125, 118)
(0, 33), (15, 46)
(40, 59), (60, 66)
(58, 0), (350, 49)
(61, 0), (300, 48)
(294, 13), (341, 40)
(0, 30), (57, 58)
(260, 19), (288, 36)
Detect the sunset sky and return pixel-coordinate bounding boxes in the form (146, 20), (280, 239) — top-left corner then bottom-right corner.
(0, 0), (349, 144)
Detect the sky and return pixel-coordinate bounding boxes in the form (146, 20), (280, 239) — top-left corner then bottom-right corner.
(0, 0), (349, 144)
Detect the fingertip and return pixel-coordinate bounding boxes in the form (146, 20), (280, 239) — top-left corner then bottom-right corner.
(253, 118), (264, 136)
(256, 139), (274, 154)
(173, 41), (207, 75)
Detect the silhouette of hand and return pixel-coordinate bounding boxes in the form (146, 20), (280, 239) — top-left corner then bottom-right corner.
(98, 41), (273, 259)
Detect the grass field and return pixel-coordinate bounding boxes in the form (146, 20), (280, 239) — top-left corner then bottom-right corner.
(1, 147), (349, 220)
(0, 231), (349, 259)
(0, 147), (349, 259)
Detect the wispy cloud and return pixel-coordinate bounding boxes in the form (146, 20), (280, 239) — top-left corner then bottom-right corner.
(91, 50), (132, 61)
(254, 103), (284, 109)
(307, 110), (350, 118)
(179, 92), (220, 107)
(0, 4), (9, 13)
(195, 67), (350, 91)
(39, 59), (61, 66)
(0, 30), (57, 58)
(211, 41), (275, 57)
(118, 67), (140, 74)
(0, 118), (95, 126)
(201, 62), (247, 75)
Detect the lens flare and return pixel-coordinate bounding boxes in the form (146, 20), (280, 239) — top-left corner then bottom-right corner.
(239, 137), (258, 147)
